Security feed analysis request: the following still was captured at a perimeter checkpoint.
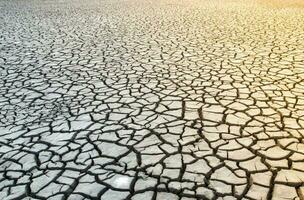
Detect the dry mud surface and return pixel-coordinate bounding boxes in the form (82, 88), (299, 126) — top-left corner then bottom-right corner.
(0, 0), (304, 199)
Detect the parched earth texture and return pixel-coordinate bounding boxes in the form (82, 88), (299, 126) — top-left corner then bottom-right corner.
(1, 0), (304, 199)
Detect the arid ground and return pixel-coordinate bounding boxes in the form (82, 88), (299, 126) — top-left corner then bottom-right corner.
(0, 0), (304, 199)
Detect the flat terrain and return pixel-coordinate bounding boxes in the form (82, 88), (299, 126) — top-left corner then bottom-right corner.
(0, 0), (304, 199)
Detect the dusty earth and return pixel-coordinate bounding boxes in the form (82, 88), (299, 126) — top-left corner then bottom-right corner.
(0, 0), (304, 199)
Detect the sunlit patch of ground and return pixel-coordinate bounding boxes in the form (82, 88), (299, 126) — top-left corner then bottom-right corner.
(257, 0), (304, 8)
